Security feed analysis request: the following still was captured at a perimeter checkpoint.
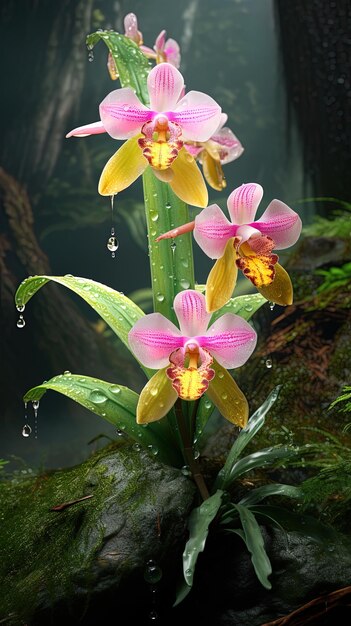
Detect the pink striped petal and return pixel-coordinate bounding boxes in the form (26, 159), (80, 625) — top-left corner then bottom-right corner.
(147, 63), (184, 112)
(254, 199), (302, 250)
(171, 91), (222, 142)
(128, 313), (183, 369)
(155, 30), (166, 52)
(210, 127), (244, 164)
(200, 314), (257, 369)
(99, 88), (150, 139)
(227, 183), (264, 225)
(66, 121), (106, 138)
(194, 204), (236, 259)
(164, 38), (181, 68)
(174, 290), (211, 336)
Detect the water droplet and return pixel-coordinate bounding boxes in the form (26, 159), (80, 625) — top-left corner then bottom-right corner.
(16, 304), (25, 313)
(89, 389), (107, 404)
(107, 236), (119, 253)
(63, 370), (71, 375)
(221, 392), (228, 400)
(133, 443), (142, 452)
(17, 315), (25, 329)
(150, 387), (158, 397)
(88, 49), (94, 62)
(116, 429), (125, 437)
(148, 610), (158, 621)
(193, 448), (200, 460)
(32, 400), (39, 410)
(22, 424), (32, 438)
(269, 301), (275, 311)
(181, 465), (191, 476)
(150, 211), (159, 222)
(244, 304), (253, 312)
(144, 560), (162, 584)
(265, 358), (273, 369)
(185, 568), (192, 576)
(156, 292), (165, 302)
(170, 241), (176, 254)
(147, 444), (158, 456)
(165, 202), (171, 209)
(204, 400), (212, 410)
(218, 371), (224, 379)
(180, 279), (190, 289)
(110, 385), (121, 394)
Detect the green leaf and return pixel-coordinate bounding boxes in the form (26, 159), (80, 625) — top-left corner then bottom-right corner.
(214, 387), (282, 490)
(211, 293), (267, 323)
(173, 490), (223, 606)
(86, 30), (150, 104)
(233, 504), (272, 589)
(250, 505), (338, 544)
(224, 446), (297, 490)
(15, 275), (153, 378)
(239, 484), (302, 506)
(194, 395), (216, 444)
(142, 168), (195, 325)
(23, 374), (178, 466)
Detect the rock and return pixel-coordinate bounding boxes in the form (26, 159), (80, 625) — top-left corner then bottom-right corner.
(0, 441), (195, 625)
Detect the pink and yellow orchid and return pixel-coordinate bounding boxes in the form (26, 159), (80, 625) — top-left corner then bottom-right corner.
(128, 289), (257, 426)
(185, 113), (244, 191)
(157, 183), (302, 312)
(107, 14), (180, 80)
(66, 63), (222, 207)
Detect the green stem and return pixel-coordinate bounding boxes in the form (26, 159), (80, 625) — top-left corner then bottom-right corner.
(175, 400), (210, 501)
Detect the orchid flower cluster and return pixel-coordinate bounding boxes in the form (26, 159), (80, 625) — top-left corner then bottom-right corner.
(17, 14), (304, 601)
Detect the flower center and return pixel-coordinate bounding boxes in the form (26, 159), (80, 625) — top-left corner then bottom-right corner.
(166, 345), (215, 401)
(138, 118), (183, 171)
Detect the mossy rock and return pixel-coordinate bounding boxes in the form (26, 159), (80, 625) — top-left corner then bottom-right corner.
(0, 441), (195, 625)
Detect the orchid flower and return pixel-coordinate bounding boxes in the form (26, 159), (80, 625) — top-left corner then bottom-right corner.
(107, 14), (181, 80)
(185, 114), (244, 191)
(66, 63), (222, 207)
(157, 183), (302, 312)
(128, 290), (257, 426)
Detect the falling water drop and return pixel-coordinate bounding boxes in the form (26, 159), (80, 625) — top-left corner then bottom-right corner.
(87, 45), (94, 62)
(16, 304), (25, 313)
(269, 301), (275, 311)
(32, 400), (40, 439)
(17, 315), (25, 329)
(265, 358), (273, 369)
(22, 424), (32, 438)
(144, 560), (163, 584)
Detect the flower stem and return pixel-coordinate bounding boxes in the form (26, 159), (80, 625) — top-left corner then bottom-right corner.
(175, 399), (210, 501)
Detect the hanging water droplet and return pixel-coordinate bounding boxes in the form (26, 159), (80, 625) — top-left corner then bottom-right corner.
(88, 49), (94, 62)
(144, 560), (163, 584)
(17, 315), (25, 329)
(156, 292), (165, 302)
(22, 424), (32, 438)
(107, 235), (119, 254)
(32, 400), (39, 410)
(265, 358), (273, 369)
(269, 301), (275, 311)
(16, 304), (25, 313)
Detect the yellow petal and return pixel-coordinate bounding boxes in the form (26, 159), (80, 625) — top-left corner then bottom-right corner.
(206, 361), (248, 428)
(166, 348), (215, 401)
(98, 135), (148, 196)
(170, 147), (208, 208)
(257, 262), (293, 306)
(205, 238), (238, 313)
(201, 150), (226, 191)
(139, 136), (181, 170)
(238, 239), (277, 288)
(136, 368), (177, 424)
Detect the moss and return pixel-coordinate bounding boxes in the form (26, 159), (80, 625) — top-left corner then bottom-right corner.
(0, 442), (142, 623)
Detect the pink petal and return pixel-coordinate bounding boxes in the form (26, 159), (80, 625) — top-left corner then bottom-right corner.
(227, 183), (264, 225)
(128, 313), (183, 369)
(254, 199), (302, 250)
(210, 127), (244, 165)
(217, 113), (228, 129)
(164, 38), (181, 68)
(66, 121), (106, 138)
(147, 63), (184, 112)
(184, 143), (203, 158)
(173, 290), (211, 337)
(124, 13), (142, 44)
(200, 314), (257, 369)
(194, 204), (236, 259)
(99, 88), (150, 139)
(171, 91), (222, 142)
(140, 45), (157, 58)
(155, 30), (166, 52)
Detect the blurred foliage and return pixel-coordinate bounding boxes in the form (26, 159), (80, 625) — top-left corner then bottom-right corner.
(302, 197), (351, 237)
(315, 262), (351, 293)
(330, 385), (351, 416)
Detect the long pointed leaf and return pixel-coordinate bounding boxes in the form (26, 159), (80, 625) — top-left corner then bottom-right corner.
(23, 374), (178, 465)
(173, 490), (223, 606)
(250, 505), (338, 543)
(214, 386), (282, 490)
(234, 504), (272, 589)
(239, 484), (301, 506)
(15, 275), (152, 378)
